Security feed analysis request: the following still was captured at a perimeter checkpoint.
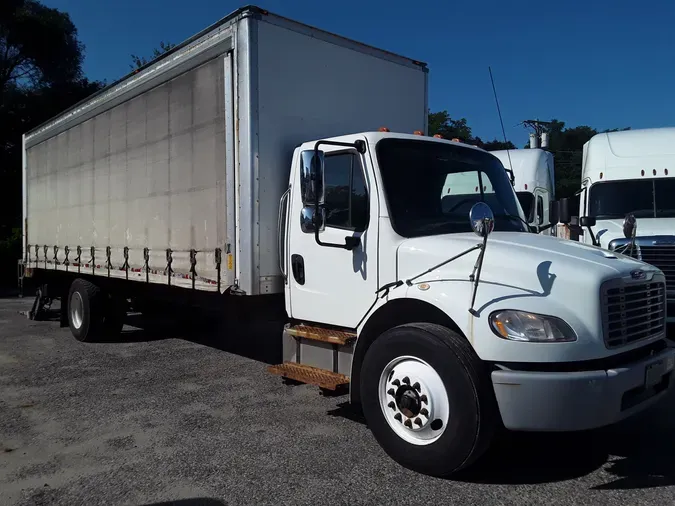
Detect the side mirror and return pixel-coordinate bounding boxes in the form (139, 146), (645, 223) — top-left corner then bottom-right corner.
(623, 214), (637, 239)
(300, 150), (325, 206)
(300, 206), (325, 234)
(579, 216), (596, 228)
(558, 198), (572, 224)
(469, 202), (495, 238)
(579, 216), (598, 246)
(549, 200), (560, 226)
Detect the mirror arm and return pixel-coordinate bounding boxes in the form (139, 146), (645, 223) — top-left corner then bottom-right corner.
(585, 225), (598, 246)
(468, 228), (489, 317)
(312, 139), (367, 251)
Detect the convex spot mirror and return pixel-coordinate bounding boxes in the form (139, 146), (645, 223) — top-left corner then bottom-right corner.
(623, 214), (637, 239)
(469, 202), (495, 238)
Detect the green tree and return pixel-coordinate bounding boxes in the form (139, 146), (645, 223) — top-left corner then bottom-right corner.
(477, 139), (516, 151)
(428, 110), (515, 150)
(0, 1), (103, 285)
(130, 41), (176, 70)
(0, 0), (85, 95)
(428, 110), (473, 140)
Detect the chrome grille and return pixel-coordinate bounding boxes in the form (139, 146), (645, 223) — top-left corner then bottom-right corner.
(602, 281), (666, 348)
(631, 245), (675, 286)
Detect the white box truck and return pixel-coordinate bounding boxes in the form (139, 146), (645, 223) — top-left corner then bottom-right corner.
(556, 127), (675, 323)
(490, 148), (555, 234)
(19, 6), (675, 477)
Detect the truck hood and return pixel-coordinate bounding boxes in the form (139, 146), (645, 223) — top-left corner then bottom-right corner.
(395, 232), (664, 362)
(593, 218), (675, 249)
(397, 231), (652, 286)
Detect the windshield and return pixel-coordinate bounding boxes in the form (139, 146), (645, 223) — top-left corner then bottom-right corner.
(375, 138), (528, 237)
(589, 178), (675, 219)
(516, 191), (534, 222)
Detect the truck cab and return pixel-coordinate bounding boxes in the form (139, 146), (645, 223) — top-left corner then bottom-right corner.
(568, 127), (675, 322)
(490, 148), (555, 235)
(276, 130), (675, 476)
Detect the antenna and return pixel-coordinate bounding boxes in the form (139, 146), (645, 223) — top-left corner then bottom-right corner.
(488, 66), (514, 185)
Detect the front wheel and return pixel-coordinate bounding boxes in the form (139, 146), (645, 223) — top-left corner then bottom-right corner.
(360, 323), (498, 477)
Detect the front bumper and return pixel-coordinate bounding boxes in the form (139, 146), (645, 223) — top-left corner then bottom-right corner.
(492, 346), (675, 431)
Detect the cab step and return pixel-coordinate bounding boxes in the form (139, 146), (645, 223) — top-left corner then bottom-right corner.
(268, 362), (349, 391)
(286, 324), (356, 346)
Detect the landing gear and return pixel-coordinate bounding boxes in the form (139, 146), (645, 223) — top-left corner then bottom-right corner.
(27, 284), (53, 321)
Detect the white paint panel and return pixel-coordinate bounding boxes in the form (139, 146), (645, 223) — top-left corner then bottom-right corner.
(255, 20), (427, 291)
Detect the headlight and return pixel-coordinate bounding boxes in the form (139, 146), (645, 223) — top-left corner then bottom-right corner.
(489, 310), (577, 342)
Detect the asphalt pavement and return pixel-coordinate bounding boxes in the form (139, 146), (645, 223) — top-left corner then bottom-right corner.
(1, 295), (674, 506)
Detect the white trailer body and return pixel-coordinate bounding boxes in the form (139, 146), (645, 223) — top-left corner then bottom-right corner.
(22, 6), (428, 296)
(490, 148), (554, 232)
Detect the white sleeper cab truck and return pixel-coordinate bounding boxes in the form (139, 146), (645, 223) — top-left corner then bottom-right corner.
(19, 6), (675, 478)
(491, 148), (555, 234)
(557, 127), (675, 324)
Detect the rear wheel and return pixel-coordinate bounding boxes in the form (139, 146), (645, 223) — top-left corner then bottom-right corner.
(67, 279), (125, 342)
(360, 323), (497, 477)
(68, 279), (102, 342)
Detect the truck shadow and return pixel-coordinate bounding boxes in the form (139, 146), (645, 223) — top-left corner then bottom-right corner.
(117, 313), (284, 365)
(328, 395), (675, 489)
(455, 394), (675, 488)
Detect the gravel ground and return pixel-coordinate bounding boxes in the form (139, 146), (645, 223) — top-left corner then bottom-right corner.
(1, 295), (675, 506)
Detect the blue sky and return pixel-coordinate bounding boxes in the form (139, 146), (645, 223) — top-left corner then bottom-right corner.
(43, 0), (675, 144)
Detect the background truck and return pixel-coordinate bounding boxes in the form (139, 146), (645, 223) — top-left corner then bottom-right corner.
(490, 148), (555, 234)
(555, 127), (675, 323)
(20, 5), (675, 478)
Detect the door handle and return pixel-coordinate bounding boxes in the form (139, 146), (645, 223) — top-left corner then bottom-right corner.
(291, 254), (305, 285)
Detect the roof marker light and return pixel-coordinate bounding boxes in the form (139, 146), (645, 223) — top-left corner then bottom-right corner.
(379, 127), (390, 132)
(641, 169), (645, 176)
(433, 134), (444, 139)
(653, 169), (657, 176)
(413, 130), (423, 136)
(451, 138), (461, 142)
(599, 172), (603, 179)
(666, 169), (669, 176)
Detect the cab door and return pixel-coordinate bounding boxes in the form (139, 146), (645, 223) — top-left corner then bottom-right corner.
(284, 140), (379, 329)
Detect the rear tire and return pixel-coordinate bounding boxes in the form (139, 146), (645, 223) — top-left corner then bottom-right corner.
(67, 279), (125, 342)
(360, 323), (497, 477)
(68, 279), (103, 342)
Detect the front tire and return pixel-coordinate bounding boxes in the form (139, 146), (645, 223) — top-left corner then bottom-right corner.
(360, 323), (497, 477)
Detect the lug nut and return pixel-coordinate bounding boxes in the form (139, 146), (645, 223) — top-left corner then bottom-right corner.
(414, 418), (423, 426)
(387, 388), (395, 396)
(388, 401), (396, 410)
(394, 413), (402, 422)
(392, 379), (400, 387)
(402, 376), (410, 385)
(404, 419), (412, 428)
(412, 382), (421, 391)
(420, 395), (428, 404)
(420, 408), (429, 417)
